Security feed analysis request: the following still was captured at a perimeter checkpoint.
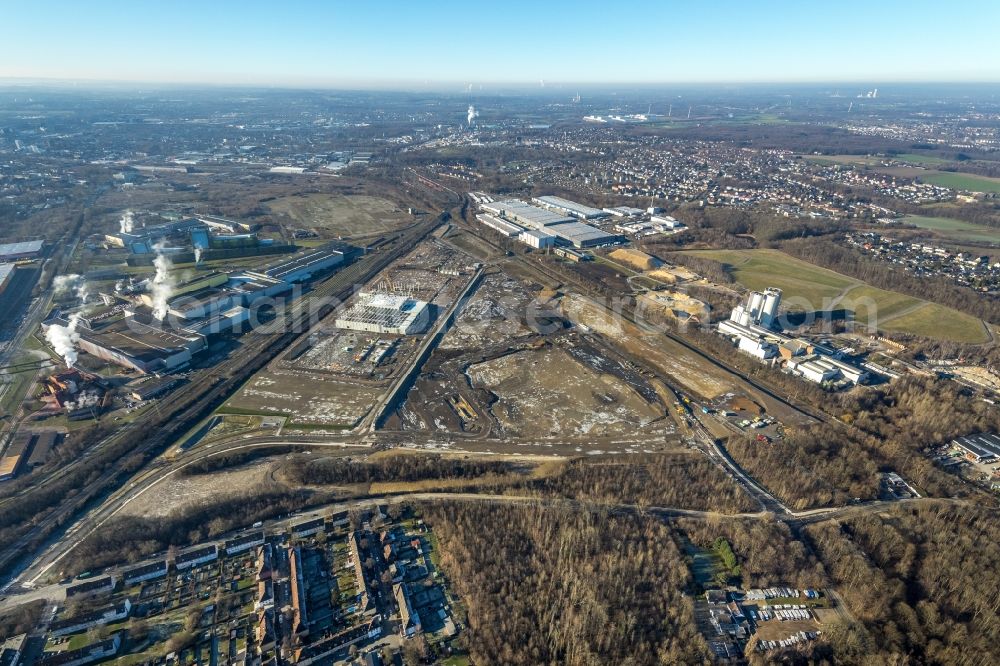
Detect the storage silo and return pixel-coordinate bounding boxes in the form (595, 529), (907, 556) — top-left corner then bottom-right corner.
(760, 288), (782, 328)
(748, 291), (765, 322)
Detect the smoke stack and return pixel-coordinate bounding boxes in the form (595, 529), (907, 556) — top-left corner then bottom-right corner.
(45, 313), (82, 368)
(149, 240), (175, 321)
(467, 105), (478, 126)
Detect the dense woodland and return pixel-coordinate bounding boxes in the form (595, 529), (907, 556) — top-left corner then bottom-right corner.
(724, 376), (991, 510)
(727, 426), (880, 510)
(422, 502), (712, 666)
(805, 504), (1000, 664)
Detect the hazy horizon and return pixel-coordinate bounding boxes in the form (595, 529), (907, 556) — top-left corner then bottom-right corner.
(3, 0), (999, 88)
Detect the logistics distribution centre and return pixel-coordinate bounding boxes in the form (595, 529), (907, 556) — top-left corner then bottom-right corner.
(475, 196), (624, 249)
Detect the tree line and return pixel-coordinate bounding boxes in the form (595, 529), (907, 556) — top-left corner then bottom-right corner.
(421, 501), (713, 665)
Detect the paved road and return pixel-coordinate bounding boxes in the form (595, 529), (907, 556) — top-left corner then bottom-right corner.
(0, 484), (965, 611)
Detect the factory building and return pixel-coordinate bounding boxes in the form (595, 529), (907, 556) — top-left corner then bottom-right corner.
(182, 306), (251, 337)
(738, 335), (779, 360)
(0, 240), (44, 262)
(159, 288), (238, 321)
(603, 206), (646, 217)
(105, 219), (204, 254)
(249, 244), (346, 283)
(519, 228), (557, 249)
(0, 432), (34, 482)
(786, 355), (867, 385)
(480, 199), (574, 228)
(0, 263), (14, 296)
(952, 433), (1000, 464)
(335, 292), (431, 335)
(545, 221), (623, 249)
(43, 315), (206, 374)
(478, 198), (622, 248)
(475, 213), (521, 238)
(532, 195), (609, 220)
(171, 272), (230, 298)
(196, 214), (254, 233)
(650, 214), (685, 229)
(719, 287), (867, 387)
(729, 288), (782, 330)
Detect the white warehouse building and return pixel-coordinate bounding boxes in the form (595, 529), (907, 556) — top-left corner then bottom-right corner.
(335, 292), (431, 335)
(532, 195), (609, 220)
(519, 228), (557, 249)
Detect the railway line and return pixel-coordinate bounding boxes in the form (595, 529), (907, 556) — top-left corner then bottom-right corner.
(0, 214), (445, 587)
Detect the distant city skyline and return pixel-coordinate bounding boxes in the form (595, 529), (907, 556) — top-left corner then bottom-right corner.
(3, 0), (999, 88)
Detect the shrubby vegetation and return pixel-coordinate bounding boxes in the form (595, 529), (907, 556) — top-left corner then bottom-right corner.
(0, 600), (45, 640)
(281, 453), (519, 486)
(180, 447), (306, 476)
(661, 251), (736, 284)
(532, 454), (757, 513)
(423, 501), (712, 665)
(66, 489), (321, 574)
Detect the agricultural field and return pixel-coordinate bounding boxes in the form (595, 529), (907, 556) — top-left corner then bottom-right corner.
(804, 154), (885, 166)
(804, 153), (951, 168)
(903, 214), (1000, 244)
(919, 171), (1000, 193)
(267, 193), (412, 237)
(681, 249), (988, 343)
(891, 152), (952, 166)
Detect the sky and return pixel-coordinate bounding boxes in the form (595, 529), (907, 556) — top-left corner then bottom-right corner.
(2, 0), (999, 88)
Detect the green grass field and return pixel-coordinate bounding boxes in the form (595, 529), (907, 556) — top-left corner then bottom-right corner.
(805, 154), (882, 166)
(892, 153), (951, 166)
(880, 303), (988, 343)
(681, 249), (988, 343)
(920, 172), (1000, 194)
(903, 215), (1000, 244)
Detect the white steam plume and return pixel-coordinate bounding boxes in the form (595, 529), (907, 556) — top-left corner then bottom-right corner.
(194, 247), (203, 264)
(467, 105), (478, 126)
(75, 281), (90, 304)
(119, 210), (134, 234)
(149, 240), (175, 321)
(46, 313), (82, 368)
(53, 274), (90, 304)
(53, 274), (81, 296)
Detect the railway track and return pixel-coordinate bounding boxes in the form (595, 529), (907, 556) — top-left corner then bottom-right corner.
(0, 215), (445, 585)
(510, 251), (832, 426)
